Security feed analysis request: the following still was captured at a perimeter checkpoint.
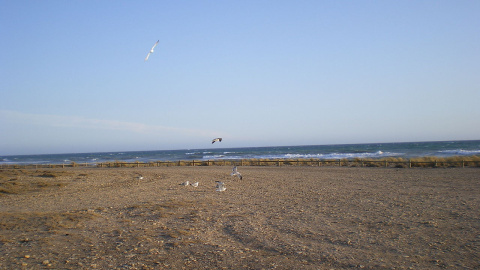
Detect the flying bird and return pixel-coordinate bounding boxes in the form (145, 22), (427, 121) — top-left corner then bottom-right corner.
(212, 138), (222, 144)
(144, 40), (159, 61)
(231, 166), (242, 180)
(191, 182), (199, 187)
(215, 181), (226, 192)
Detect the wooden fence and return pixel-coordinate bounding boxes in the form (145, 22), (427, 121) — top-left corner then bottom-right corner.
(1, 158), (480, 169)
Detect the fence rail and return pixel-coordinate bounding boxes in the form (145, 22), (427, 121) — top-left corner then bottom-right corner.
(1, 158), (480, 169)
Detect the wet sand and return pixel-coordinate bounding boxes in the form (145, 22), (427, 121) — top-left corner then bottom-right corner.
(1, 166), (479, 269)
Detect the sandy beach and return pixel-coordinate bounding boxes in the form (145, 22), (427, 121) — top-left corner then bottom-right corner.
(1, 166), (479, 269)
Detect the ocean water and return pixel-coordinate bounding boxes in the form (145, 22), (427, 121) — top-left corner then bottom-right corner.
(1, 140), (479, 165)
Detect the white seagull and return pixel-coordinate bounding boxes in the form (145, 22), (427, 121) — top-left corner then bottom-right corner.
(215, 181), (226, 192)
(191, 182), (199, 187)
(212, 138), (222, 144)
(144, 40), (159, 61)
(180, 181), (190, 186)
(136, 175), (144, 180)
(231, 166), (242, 180)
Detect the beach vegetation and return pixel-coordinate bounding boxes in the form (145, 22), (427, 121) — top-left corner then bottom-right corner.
(0, 211), (98, 232)
(38, 172), (58, 178)
(409, 155), (480, 168)
(0, 181), (23, 194)
(0, 178), (65, 195)
(2, 155), (480, 169)
(0, 170), (67, 195)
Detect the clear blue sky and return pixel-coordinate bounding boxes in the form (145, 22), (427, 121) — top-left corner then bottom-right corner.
(1, 1), (479, 155)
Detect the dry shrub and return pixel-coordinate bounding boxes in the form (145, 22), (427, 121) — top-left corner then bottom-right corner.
(9, 155), (480, 169)
(339, 158), (349, 166)
(39, 172), (58, 178)
(241, 159), (253, 166)
(0, 179), (65, 195)
(0, 170), (67, 195)
(364, 160), (381, 167)
(0, 182), (25, 195)
(406, 156), (480, 168)
(258, 159), (271, 166)
(0, 211), (98, 232)
(394, 163), (407, 168)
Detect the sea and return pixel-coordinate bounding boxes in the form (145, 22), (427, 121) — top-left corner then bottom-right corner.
(1, 140), (480, 165)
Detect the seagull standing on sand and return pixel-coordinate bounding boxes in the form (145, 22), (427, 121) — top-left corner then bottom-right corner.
(231, 166), (242, 180)
(180, 181), (190, 186)
(191, 182), (199, 187)
(212, 138), (222, 144)
(215, 181), (226, 192)
(144, 40), (159, 61)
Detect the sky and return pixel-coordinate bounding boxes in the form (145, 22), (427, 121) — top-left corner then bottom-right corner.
(1, 1), (479, 155)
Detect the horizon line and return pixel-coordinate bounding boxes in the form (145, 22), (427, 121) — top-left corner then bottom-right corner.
(2, 139), (479, 157)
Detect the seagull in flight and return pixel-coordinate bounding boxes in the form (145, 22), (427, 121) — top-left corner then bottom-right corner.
(231, 166), (242, 180)
(144, 40), (159, 61)
(215, 181), (226, 192)
(212, 138), (222, 144)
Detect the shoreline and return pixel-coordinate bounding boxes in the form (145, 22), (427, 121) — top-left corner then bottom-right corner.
(2, 155), (480, 169)
(2, 140), (479, 167)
